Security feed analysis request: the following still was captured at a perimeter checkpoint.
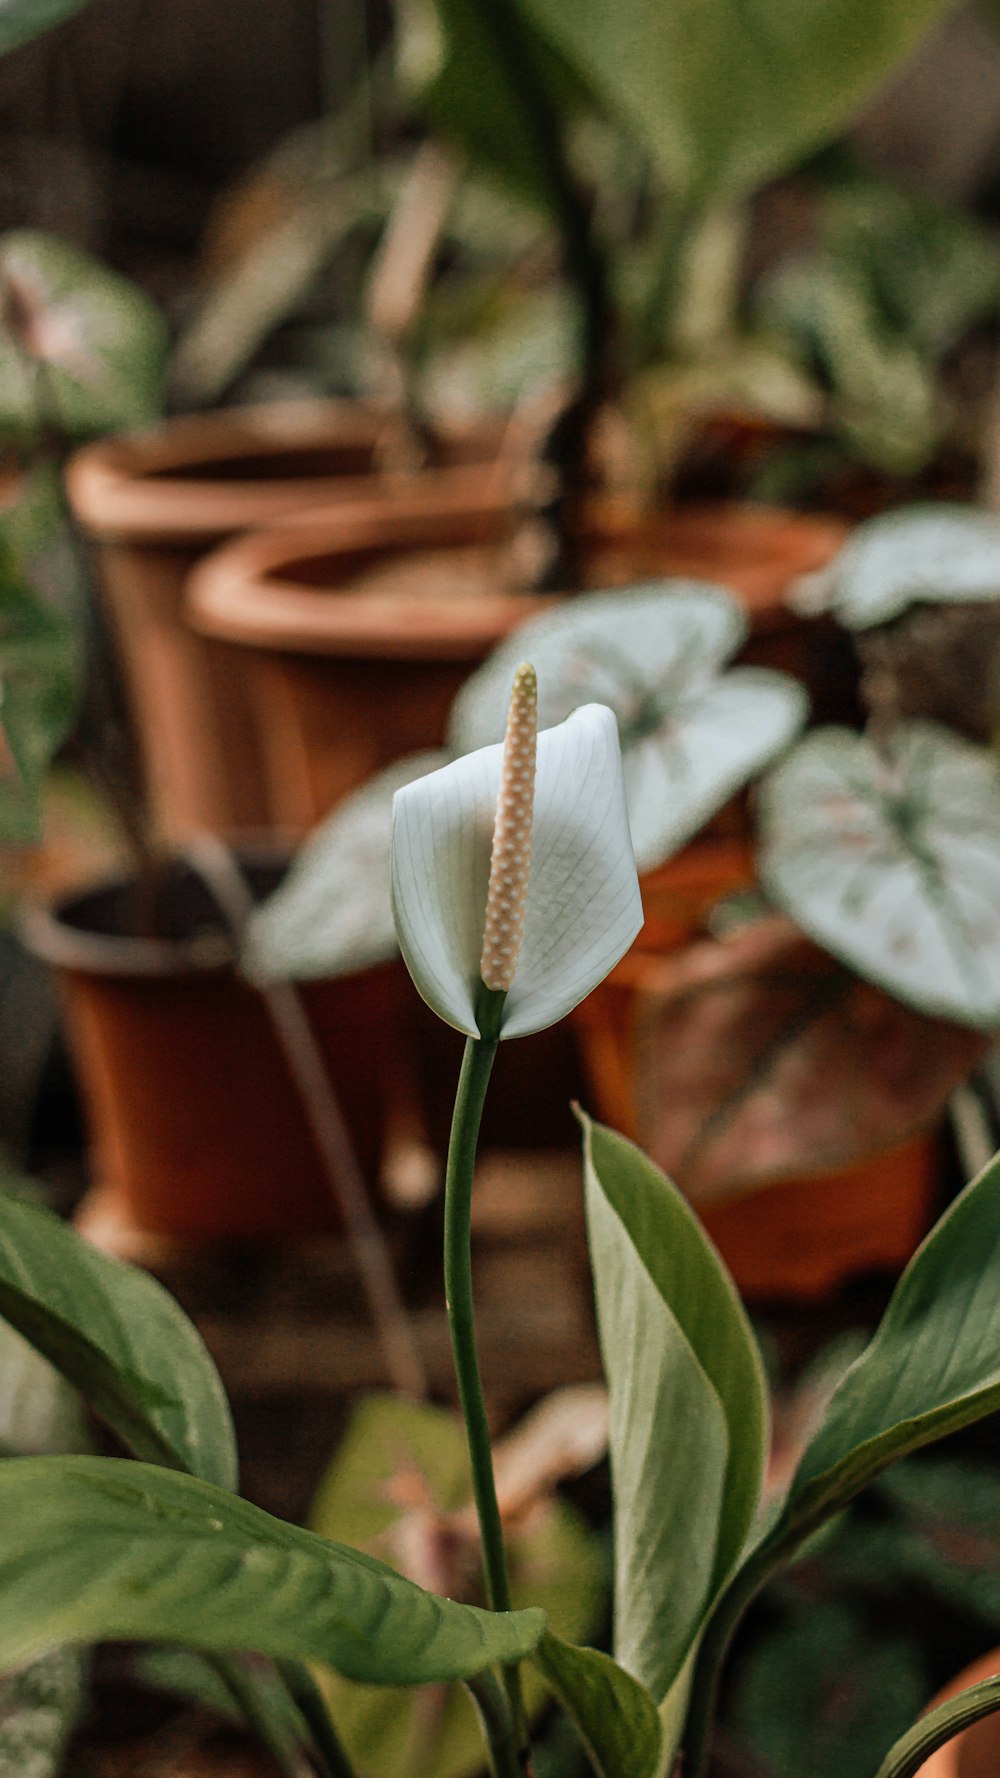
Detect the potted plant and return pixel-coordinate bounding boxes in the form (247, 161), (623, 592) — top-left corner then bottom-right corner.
(1, 681), (1000, 1778)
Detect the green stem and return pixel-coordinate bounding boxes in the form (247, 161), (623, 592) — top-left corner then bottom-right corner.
(466, 1670), (525, 1778)
(444, 985), (528, 1757)
(210, 1655), (314, 1778)
(681, 1531), (797, 1778)
(275, 1658), (359, 1778)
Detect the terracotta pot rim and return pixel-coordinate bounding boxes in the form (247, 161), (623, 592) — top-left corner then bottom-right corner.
(65, 399), (512, 546)
(19, 844), (293, 980)
(186, 523), (559, 659)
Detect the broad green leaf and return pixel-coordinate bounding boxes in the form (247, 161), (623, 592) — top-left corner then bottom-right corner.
(780, 1148), (1000, 1533)
(0, 1456), (545, 1684)
(873, 1673), (1000, 1778)
(823, 505), (1000, 630)
(450, 583), (805, 874)
(580, 1114), (767, 1705)
(0, 1318), (90, 1458)
(759, 722), (1000, 1029)
(0, 1186), (237, 1490)
(391, 704), (642, 1038)
(309, 1394), (605, 1778)
(0, 0), (91, 54)
(0, 1648), (86, 1778)
(531, 1631), (662, 1778)
(245, 752), (447, 984)
(0, 229), (166, 441)
(521, 0), (957, 202)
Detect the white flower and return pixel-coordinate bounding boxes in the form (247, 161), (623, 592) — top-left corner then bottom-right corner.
(390, 695), (642, 1039)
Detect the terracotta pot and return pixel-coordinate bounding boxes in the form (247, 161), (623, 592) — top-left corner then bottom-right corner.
(186, 513), (555, 832)
(915, 1651), (1000, 1777)
(66, 401), (512, 841)
(22, 854), (400, 1253)
(570, 902), (982, 1302)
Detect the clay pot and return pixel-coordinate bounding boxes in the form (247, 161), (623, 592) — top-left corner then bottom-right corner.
(915, 1651), (1000, 1777)
(572, 899), (983, 1302)
(66, 401), (512, 841)
(22, 854), (400, 1254)
(186, 512), (554, 833)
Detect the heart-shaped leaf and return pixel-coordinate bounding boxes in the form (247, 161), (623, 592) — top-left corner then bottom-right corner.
(758, 722), (1000, 1029)
(531, 1631), (662, 1778)
(0, 1456), (545, 1685)
(0, 1184), (237, 1490)
(824, 505), (1000, 630)
(873, 1672), (1000, 1778)
(521, 0), (955, 202)
(580, 1113), (767, 1713)
(308, 1393), (604, 1778)
(450, 584), (805, 873)
(0, 229), (166, 441)
(245, 752), (448, 984)
(0, 1647), (86, 1778)
(0, 0), (91, 55)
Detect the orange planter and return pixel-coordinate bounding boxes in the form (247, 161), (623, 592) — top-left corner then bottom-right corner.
(572, 905), (980, 1302)
(66, 401), (513, 841)
(186, 513), (555, 833)
(23, 857), (400, 1252)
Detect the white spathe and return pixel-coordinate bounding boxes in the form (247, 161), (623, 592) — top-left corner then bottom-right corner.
(391, 703), (643, 1039)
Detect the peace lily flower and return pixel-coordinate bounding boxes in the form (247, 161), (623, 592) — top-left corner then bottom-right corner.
(390, 665), (643, 1039)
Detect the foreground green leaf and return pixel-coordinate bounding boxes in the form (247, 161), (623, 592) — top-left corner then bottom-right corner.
(0, 1457), (546, 1683)
(531, 1631), (662, 1778)
(780, 1148), (1000, 1531)
(580, 1113), (767, 1707)
(309, 1393), (604, 1778)
(873, 1672), (1000, 1778)
(0, 1187), (237, 1489)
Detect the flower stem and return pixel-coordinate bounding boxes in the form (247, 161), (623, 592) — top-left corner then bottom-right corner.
(444, 986), (528, 1759)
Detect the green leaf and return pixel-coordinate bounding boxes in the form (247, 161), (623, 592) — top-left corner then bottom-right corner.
(0, 1456), (546, 1684)
(0, 0), (91, 55)
(308, 1394), (605, 1778)
(0, 229), (166, 441)
(824, 505), (1000, 630)
(580, 1114), (767, 1705)
(873, 1673), (1000, 1778)
(780, 1148), (1000, 1535)
(0, 1185), (237, 1490)
(450, 583), (806, 874)
(531, 1631), (662, 1778)
(0, 1647), (86, 1778)
(521, 0), (957, 201)
(0, 471), (83, 842)
(758, 722), (1000, 1029)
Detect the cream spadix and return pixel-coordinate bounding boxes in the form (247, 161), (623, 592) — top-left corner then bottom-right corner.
(390, 697), (642, 1039)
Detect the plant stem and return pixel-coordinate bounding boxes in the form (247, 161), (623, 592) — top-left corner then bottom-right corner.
(211, 1655), (314, 1778)
(466, 1669), (526, 1778)
(274, 1659), (359, 1778)
(681, 1533), (793, 1778)
(444, 986), (528, 1759)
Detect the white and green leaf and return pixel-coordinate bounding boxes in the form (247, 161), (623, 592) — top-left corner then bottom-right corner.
(245, 752), (447, 983)
(824, 504), (1000, 630)
(450, 584), (804, 872)
(391, 703), (642, 1038)
(759, 722), (1000, 1029)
